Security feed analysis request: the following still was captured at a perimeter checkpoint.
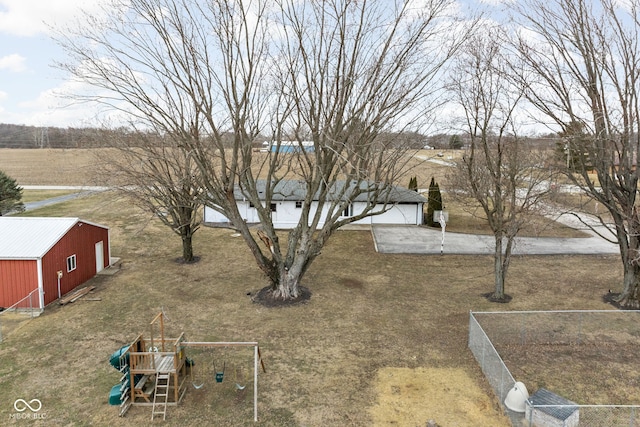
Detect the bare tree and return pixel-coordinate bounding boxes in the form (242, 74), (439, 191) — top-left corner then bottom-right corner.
(510, 0), (640, 306)
(95, 130), (202, 262)
(56, 0), (469, 302)
(448, 30), (553, 301)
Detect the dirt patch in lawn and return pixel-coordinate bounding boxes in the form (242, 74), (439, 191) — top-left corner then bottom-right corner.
(370, 367), (510, 426)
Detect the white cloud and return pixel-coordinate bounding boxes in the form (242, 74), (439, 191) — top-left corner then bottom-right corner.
(11, 76), (132, 127)
(0, 53), (26, 72)
(0, 0), (108, 36)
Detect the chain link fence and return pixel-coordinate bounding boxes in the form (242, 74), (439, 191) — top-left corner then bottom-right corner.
(469, 310), (640, 426)
(0, 289), (41, 343)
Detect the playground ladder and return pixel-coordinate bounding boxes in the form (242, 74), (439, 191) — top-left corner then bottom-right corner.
(118, 367), (131, 416)
(118, 356), (132, 417)
(151, 373), (171, 421)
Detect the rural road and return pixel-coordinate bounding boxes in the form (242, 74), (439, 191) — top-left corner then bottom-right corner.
(21, 186), (109, 211)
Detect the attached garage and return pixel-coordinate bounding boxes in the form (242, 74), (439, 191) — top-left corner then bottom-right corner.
(0, 217), (111, 310)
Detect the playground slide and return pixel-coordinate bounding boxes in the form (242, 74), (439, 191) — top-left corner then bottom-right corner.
(108, 346), (130, 406)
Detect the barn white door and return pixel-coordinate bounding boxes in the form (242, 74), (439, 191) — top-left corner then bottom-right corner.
(95, 241), (104, 273)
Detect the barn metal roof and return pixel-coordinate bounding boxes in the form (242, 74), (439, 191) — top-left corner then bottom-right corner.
(0, 217), (87, 259)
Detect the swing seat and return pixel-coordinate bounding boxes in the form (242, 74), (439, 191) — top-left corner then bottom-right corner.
(214, 360), (226, 383)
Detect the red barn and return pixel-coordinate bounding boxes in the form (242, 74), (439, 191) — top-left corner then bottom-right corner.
(0, 217), (110, 310)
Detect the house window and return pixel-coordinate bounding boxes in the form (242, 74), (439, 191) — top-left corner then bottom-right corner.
(67, 255), (77, 272)
(342, 204), (353, 217)
(249, 202), (276, 212)
(295, 201), (302, 209)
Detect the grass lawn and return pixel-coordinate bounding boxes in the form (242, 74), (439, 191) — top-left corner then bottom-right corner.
(0, 190), (624, 426)
(0, 149), (628, 426)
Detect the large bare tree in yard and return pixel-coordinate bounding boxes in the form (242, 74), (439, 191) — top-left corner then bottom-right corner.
(449, 31), (553, 301)
(57, 0), (468, 302)
(511, 0), (640, 306)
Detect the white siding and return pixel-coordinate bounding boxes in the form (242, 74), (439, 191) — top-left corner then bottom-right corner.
(205, 201), (424, 229)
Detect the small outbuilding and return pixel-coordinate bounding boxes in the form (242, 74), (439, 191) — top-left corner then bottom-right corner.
(0, 217), (111, 310)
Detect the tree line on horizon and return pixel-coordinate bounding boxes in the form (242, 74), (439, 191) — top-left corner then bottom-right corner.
(0, 123), (559, 150)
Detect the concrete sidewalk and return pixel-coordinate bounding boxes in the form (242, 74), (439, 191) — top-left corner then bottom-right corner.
(371, 225), (619, 255)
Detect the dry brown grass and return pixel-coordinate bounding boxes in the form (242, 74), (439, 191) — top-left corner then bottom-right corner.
(0, 149), (627, 426)
(0, 148), (101, 186)
(551, 191), (611, 218)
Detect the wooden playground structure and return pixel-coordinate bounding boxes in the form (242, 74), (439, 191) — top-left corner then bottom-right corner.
(111, 312), (265, 421)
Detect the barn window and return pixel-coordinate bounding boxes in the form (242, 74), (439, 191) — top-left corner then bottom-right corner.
(295, 201), (302, 209)
(67, 255), (77, 272)
(342, 204), (353, 217)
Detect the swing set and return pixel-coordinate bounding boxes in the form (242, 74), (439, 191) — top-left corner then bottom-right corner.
(185, 341), (266, 421)
(111, 312), (266, 422)
(191, 348), (250, 389)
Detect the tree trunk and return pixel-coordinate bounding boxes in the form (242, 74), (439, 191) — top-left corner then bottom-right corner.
(617, 261), (640, 308)
(271, 271), (301, 300)
(612, 214), (640, 307)
(493, 236), (505, 300)
(181, 226), (194, 262)
(268, 244), (314, 300)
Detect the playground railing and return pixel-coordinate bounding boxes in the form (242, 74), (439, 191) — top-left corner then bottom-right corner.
(130, 351), (176, 372)
(145, 337), (182, 352)
(0, 289), (42, 343)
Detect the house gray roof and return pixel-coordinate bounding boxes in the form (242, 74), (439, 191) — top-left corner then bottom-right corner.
(235, 180), (427, 204)
(0, 217), (106, 259)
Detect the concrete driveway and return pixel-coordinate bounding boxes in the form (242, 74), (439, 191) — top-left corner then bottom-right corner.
(371, 225), (619, 255)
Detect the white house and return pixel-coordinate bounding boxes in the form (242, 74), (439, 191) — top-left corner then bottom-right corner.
(204, 180), (426, 229)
